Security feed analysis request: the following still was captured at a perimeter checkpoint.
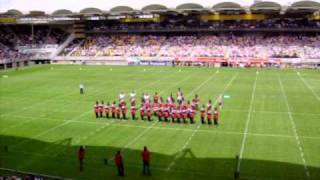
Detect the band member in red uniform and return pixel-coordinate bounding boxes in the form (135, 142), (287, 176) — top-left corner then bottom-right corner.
(177, 108), (182, 123)
(140, 106), (145, 120)
(94, 101), (99, 118)
(189, 108), (195, 124)
(200, 105), (206, 124)
(141, 93), (145, 105)
(171, 108), (176, 123)
(131, 105), (136, 120)
(147, 107), (152, 121)
(213, 107), (219, 126)
(144, 93), (150, 104)
(119, 92), (125, 106)
(182, 107), (188, 123)
(192, 94), (200, 110)
(104, 102), (110, 118)
(207, 107), (212, 125)
(177, 88), (184, 104)
(116, 105), (121, 119)
(121, 104), (127, 120)
(207, 100), (212, 111)
(111, 101), (116, 118)
(131, 96), (136, 107)
(153, 103), (159, 116)
(160, 99), (165, 109)
(159, 96), (163, 104)
(153, 92), (159, 104)
(164, 107), (169, 122)
(99, 101), (104, 118)
(168, 93), (175, 104)
(186, 101), (191, 117)
(157, 108), (163, 122)
(130, 90), (136, 103)
(171, 101), (176, 113)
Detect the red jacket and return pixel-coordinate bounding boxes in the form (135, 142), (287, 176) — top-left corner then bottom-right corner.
(115, 153), (123, 165)
(142, 150), (150, 161)
(95, 105), (99, 113)
(214, 111), (219, 119)
(78, 148), (85, 160)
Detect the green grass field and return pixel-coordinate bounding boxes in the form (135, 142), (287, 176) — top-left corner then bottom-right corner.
(0, 65), (319, 180)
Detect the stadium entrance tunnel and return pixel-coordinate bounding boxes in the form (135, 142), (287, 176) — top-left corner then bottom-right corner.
(0, 135), (319, 180)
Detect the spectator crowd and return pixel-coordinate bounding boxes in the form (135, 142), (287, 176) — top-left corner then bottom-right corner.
(0, 27), (67, 63)
(88, 19), (320, 31)
(67, 33), (320, 59)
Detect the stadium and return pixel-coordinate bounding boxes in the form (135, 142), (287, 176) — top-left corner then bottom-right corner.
(0, 0), (319, 179)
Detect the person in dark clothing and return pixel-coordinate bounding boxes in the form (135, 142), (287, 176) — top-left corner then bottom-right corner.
(115, 151), (124, 176)
(94, 101), (99, 118)
(78, 146), (85, 171)
(141, 146), (151, 176)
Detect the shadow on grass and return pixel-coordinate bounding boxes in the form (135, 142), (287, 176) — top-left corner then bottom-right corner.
(0, 135), (319, 180)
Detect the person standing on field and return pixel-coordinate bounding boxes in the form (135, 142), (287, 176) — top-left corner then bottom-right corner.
(79, 82), (84, 94)
(94, 101), (99, 118)
(141, 146), (151, 176)
(115, 151), (124, 176)
(78, 146), (85, 171)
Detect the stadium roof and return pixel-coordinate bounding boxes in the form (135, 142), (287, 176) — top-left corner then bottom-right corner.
(212, 2), (244, 11)
(4, 9), (23, 16)
(250, 1), (282, 13)
(79, 7), (102, 15)
(110, 6), (134, 13)
(292, 0), (320, 8)
(142, 4), (168, 12)
(2, 1), (320, 16)
(250, 1), (282, 11)
(176, 3), (204, 11)
(52, 9), (73, 16)
(287, 0), (320, 12)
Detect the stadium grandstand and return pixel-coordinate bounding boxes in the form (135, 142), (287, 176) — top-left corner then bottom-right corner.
(1, 1), (320, 180)
(0, 1), (320, 68)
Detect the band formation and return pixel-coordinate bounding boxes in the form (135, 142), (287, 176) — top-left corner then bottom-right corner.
(94, 88), (222, 126)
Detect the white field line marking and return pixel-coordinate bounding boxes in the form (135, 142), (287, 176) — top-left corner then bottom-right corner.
(0, 82), (105, 117)
(10, 110), (91, 150)
(296, 71), (320, 102)
(30, 72), (174, 156)
(7, 114), (320, 141)
(222, 108), (320, 116)
(21, 71), (172, 156)
(166, 125), (200, 171)
(3, 71), (176, 150)
(167, 72), (238, 171)
(188, 72), (217, 95)
(53, 121), (113, 157)
(278, 74), (310, 179)
(0, 68), (162, 117)
(236, 73), (258, 173)
(1, 68), (169, 135)
(107, 72), (196, 163)
(1, 119), (34, 133)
